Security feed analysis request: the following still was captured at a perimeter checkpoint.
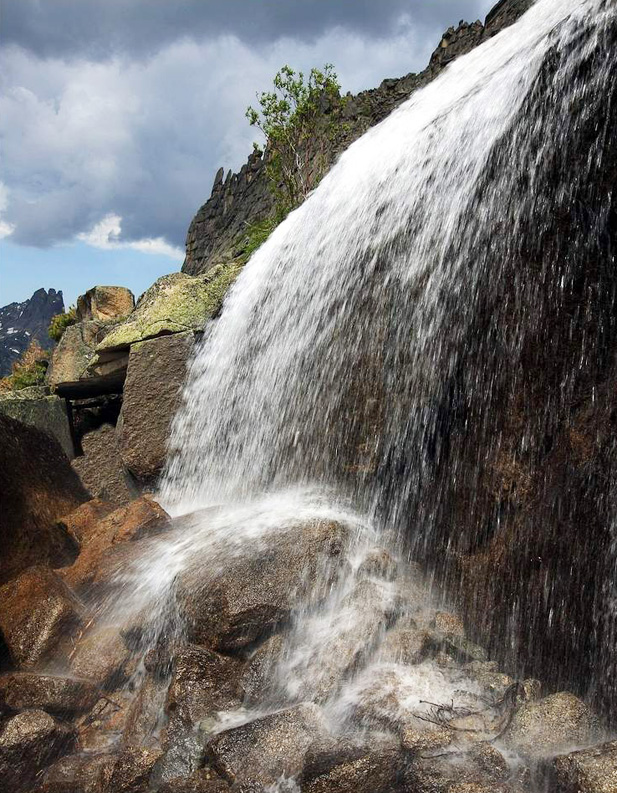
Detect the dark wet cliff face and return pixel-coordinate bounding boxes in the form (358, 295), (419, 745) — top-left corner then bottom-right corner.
(171, 0), (617, 728)
(393, 7), (617, 722)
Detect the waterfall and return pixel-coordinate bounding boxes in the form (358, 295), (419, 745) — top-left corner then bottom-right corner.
(144, 0), (617, 759)
(161, 0), (615, 524)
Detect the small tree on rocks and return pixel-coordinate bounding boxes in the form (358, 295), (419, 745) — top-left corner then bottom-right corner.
(246, 64), (342, 217)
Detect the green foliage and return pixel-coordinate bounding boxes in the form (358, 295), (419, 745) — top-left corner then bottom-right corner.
(238, 208), (289, 264)
(48, 306), (77, 342)
(246, 64), (342, 214)
(0, 340), (48, 392)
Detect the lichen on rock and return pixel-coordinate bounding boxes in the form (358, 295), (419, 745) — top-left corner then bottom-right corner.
(97, 265), (242, 352)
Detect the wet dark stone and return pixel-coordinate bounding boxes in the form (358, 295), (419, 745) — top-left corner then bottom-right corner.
(0, 672), (99, 717)
(0, 709), (77, 792)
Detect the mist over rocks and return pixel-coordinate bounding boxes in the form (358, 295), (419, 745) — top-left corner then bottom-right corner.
(2, 1), (617, 792)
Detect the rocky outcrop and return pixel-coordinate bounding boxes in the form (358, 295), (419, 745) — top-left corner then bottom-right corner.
(182, 0), (534, 277)
(97, 269), (237, 353)
(76, 286), (135, 324)
(0, 413), (87, 584)
(0, 566), (85, 669)
(117, 332), (195, 485)
(0, 386), (74, 458)
(47, 319), (129, 398)
(0, 288), (64, 377)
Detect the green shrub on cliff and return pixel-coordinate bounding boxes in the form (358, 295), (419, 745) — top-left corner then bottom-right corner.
(246, 64), (342, 215)
(48, 306), (77, 342)
(0, 340), (49, 392)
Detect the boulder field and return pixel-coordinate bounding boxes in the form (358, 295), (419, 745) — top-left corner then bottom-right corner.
(0, 460), (614, 792)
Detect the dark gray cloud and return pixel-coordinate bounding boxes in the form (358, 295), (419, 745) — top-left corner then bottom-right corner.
(2, 1), (494, 59)
(0, 0), (496, 252)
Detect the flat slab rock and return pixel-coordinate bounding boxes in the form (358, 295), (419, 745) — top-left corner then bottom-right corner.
(0, 672), (99, 716)
(0, 565), (85, 668)
(550, 740), (617, 793)
(0, 709), (77, 792)
(178, 518), (350, 651)
(206, 704), (326, 789)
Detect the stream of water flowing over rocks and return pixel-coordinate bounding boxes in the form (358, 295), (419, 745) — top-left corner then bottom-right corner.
(4, 1), (617, 791)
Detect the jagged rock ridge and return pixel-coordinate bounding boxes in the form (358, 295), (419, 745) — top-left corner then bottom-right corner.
(182, 0), (534, 276)
(0, 289), (64, 376)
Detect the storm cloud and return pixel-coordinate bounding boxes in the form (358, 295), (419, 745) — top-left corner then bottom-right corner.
(0, 0), (495, 251)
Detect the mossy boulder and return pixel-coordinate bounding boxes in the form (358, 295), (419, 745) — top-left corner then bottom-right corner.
(97, 265), (241, 352)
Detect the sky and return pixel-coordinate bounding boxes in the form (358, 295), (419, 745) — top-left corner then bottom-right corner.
(0, 0), (495, 308)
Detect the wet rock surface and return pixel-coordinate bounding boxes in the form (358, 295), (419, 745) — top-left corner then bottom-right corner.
(0, 566), (85, 668)
(0, 709), (77, 792)
(549, 740), (617, 792)
(301, 737), (404, 793)
(36, 752), (117, 793)
(178, 519), (350, 651)
(61, 495), (171, 590)
(206, 704), (326, 789)
(501, 692), (598, 760)
(0, 672), (99, 716)
(165, 645), (243, 732)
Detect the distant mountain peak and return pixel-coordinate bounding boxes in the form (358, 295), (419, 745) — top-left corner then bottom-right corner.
(0, 288), (65, 377)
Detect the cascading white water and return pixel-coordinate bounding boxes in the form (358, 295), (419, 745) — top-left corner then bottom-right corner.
(161, 0), (614, 520)
(102, 0), (616, 784)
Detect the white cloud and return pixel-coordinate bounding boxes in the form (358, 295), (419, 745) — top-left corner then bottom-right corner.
(0, 16), (451, 251)
(77, 213), (183, 259)
(0, 183), (15, 239)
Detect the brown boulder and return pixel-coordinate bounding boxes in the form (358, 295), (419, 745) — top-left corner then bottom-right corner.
(0, 413), (88, 585)
(107, 746), (163, 793)
(47, 320), (129, 398)
(117, 331), (195, 485)
(0, 566), (85, 668)
(179, 519), (350, 651)
(76, 286), (135, 323)
(0, 709), (77, 792)
(158, 770), (230, 793)
(70, 626), (136, 689)
(56, 498), (116, 547)
(241, 633), (285, 704)
(0, 672), (99, 716)
(72, 425), (140, 506)
(550, 740), (617, 792)
(165, 645), (243, 732)
(301, 737), (404, 793)
(502, 692), (598, 760)
(206, 704), (326, 789)
(61, 496), (171, 590)
(36, 752), (117, 793)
